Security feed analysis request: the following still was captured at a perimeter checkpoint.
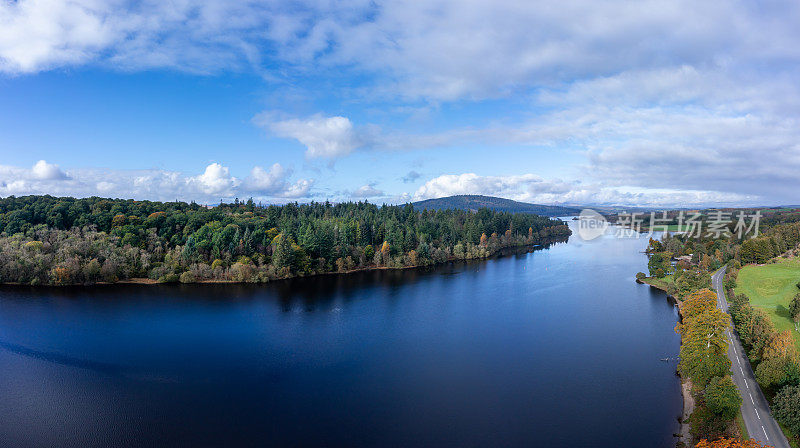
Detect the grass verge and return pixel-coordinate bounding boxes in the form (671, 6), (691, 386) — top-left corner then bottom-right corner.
(735, 410), (749, 441)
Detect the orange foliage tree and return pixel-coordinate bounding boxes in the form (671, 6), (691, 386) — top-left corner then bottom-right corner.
(695, 438), (772, 448)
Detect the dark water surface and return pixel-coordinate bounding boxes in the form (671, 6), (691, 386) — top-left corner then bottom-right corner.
(0, 222), (682, 447)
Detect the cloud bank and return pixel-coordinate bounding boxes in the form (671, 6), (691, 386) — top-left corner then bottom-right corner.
(2, 0), (800, 206)
(0, 161), (312, 203)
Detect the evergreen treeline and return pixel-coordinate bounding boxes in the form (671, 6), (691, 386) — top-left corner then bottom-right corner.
(0, 195), (570, 285)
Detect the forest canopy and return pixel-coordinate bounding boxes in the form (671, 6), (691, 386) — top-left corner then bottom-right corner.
(0, 195), (570, 285)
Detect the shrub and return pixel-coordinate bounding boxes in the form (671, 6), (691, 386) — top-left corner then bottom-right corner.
(790, 293), (800, 322)
(158, 273), (180, 283)
(179, 271), (196, 284)
(688, 406), (728, 441)
(636, 272), (646, 280)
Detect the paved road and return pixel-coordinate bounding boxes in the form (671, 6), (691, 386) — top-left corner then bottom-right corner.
(712, 267), (790, 448)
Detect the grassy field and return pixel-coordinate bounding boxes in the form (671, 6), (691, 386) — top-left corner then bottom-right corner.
(645, 224), (689, 232)
(641, 274), (674, 293)
(735, 258), (800, 351)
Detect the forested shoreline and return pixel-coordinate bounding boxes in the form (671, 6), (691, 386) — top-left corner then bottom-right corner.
(0, 195), (570, 286)
(638, 213), (800, 446)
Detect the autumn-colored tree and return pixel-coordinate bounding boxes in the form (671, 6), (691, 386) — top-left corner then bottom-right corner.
(695, 438), (773, 448)
(677, 289), (732, 387)
(700, 253), (712, 271)
(112, 214), (126, 227)
(761, 331), (794, 360)
(408, 249), (418, 266)
(681, 289), (720, 320)
(479, 232), (488, 247)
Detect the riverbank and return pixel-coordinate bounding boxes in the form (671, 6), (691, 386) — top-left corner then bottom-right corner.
(637, 275), (676, 299)
(2, 238), (567, 287)
(637, 274), (688, 445)
(678, 378), (695, 447)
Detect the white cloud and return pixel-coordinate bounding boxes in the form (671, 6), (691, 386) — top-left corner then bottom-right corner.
(244, 163), (312, 198)
(413, 173), (569, 202)
(5, 0), (798, 101)
(412, 172), (754, 208)
(350, 184), (384, 199)
(190, 163), (238, 195)
(31, 160), (68, 180)
(0, 161), (312, 203)
(254, 113), (361, 158)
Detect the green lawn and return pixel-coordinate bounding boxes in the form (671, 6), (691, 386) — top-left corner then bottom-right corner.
(735, 259), (800, 351)
(646, 224), (689, 232)
(642, 274), (674, 291)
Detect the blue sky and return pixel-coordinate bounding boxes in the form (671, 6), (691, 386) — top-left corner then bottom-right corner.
(1, 0), (799, 207)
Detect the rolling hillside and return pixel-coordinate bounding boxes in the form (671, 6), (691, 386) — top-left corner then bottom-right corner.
(412, 195), (581, 217)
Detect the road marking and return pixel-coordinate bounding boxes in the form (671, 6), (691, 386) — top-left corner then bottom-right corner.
(749, 392), (755, 405)
(762, 426), (769, 440)
(744, 378), (749, 389)
(741, 366), (745, 375)
(736, 355), (741, 365)
(755, 408), (761, 420)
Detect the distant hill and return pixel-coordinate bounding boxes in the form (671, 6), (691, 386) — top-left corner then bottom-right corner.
(412, 195), (581, 217)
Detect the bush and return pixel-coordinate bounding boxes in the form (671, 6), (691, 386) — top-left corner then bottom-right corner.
(636, 272), (646, 280)
(179, 271), (196, 283)
(688, 406), (729, 441)
(158, 273), (180, 283)
(790, 293), (800, 322)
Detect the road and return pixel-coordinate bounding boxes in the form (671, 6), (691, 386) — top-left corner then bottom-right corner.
(712, 267), (791, 448)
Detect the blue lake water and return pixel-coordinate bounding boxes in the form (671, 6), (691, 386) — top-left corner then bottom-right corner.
(0, 222), (682, 447)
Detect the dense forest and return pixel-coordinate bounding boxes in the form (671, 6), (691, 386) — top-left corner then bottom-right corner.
(0, 195), (570, 285)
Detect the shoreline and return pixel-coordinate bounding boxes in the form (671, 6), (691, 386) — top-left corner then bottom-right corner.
(674, 299), (694, 446)
(637, 275), (690, 444)
(636, 277), (675, 300)
(0, 239), (566, 288)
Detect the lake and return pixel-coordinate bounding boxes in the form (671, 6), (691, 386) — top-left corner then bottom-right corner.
(0, 221), (682, 447)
